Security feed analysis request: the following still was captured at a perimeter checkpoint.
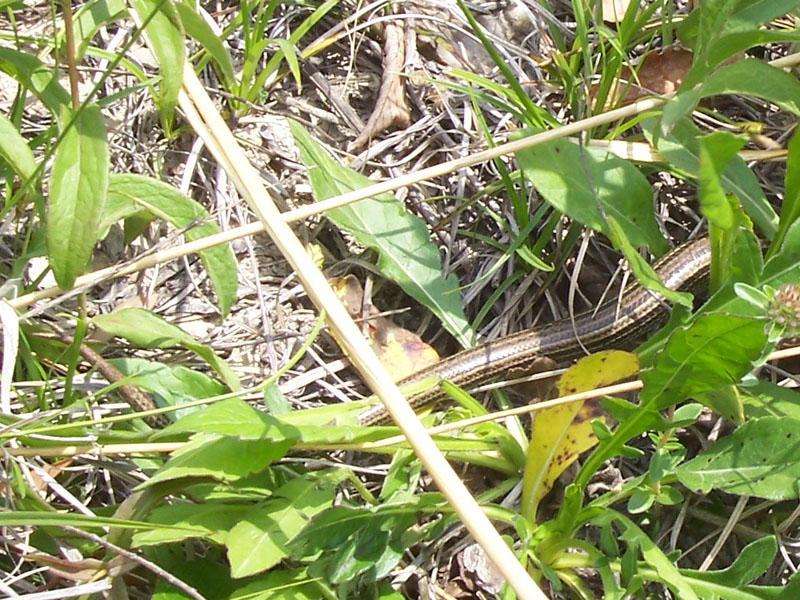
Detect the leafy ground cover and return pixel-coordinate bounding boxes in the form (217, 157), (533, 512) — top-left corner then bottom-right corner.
(2, 0), (800, 598)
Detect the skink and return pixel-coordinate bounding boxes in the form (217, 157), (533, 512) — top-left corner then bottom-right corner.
(357, 237), (712, 425)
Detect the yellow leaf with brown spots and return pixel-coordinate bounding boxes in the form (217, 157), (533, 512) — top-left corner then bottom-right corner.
(521, 350), (639, 523)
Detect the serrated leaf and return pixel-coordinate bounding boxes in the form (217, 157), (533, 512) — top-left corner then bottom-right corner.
(289, 120), (474, 347)
(107, 174), (237, 315)
(142, 434), (291, 486)
(641, 314), (767, 409)
(521, 350), (639, 523)
(129, 0), (185, 128)
(93, 308), (240, 390)
(677, 416), (800, 499)
(227, 478), (336, 577)
(47, 104), (108, 289)
(592, 510), (700, 600)
(516, 136), (668, 254)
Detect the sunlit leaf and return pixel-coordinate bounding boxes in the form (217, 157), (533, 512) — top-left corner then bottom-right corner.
(47, 104), (108, 289)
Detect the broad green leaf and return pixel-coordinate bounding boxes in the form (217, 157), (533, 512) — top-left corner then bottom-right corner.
(724, 0), (800, 35)
(109, 357), (226, 418)
(700, 386), (745, 424)
(133, 502), (249, 545)
(696, 0), (739, 55)
(228, 567), (331, 600)
(93, 308), (240, 390)
(227, 477), (336, 577)
(289, 120), (474, 347)
(698, 132), (747, 231)
(702, 60), (800, 117)
(290, 501), (427, 584)
(608, 218), (692, 307)
(770, 130), (800, 258)
(592, 510), (700, 600)
(143, 433), (292, 486)
(742, 381), (800, 421)
(0, 48), (70, 114)
(71, 0), (127, 60)
(129, 0), (185, 129)
(641, 314), (768, 409)
(158, 398), (300, 442)
(175, 1), (235, 88)
(0, 111), (35, 181)
(107, 174), (237, 315)
(47, 104), (109, 289)
(521, 351), (638, 524)
(677, 416), (800, 499)
(706, 30), (800, 76)
(660, 87), (702, 137)
(645, 116), (778, 239)
(516, 136), (668, 254)
(682, 536), (777, 589)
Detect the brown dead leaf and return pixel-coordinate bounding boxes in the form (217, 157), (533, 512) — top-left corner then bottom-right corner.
(602, 0), (634, 23)
(348, 21), (411, 152)
(596, 47), (693, 109)
(330, 275), (439, 381)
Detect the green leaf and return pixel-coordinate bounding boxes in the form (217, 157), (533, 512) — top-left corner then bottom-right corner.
(0, 111), (35, 181)
(608, 218), (692, 307)
(158, 398), (300, 442)
(133, 502), (249, 545)
(176, 0), (235, 88)
(645, 116), (778, 239)
(677, 416), (800, 499)
(742, 381), (800, 421)
(291, 497), (434, 583)
(129, 0), (185, 129)
(143, 433), (292, 486)
(0, 48), (70, 114)
(226, 477), (336, 577)
(71, 0), (127, 60)
(289, 120), (475, 347)
(109, 357), (226, 417)
(516, 136), (668, 254)
(682, 536), (777, 588)
(107, 174), (237, 315)
(770, 130), (800, 258)
(93, 308), (240, 390)
(724, 0), (800, 34)
(702, 60), (800, 117)
(47, 104), (109, 289)
(592, 510), (700, 600)
(227, 567), (331, 600)
(698, 131), (747, 231)
(695, 0), (739, 55)
(641, 314), (768, 409)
